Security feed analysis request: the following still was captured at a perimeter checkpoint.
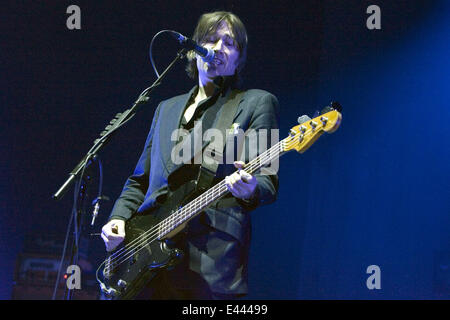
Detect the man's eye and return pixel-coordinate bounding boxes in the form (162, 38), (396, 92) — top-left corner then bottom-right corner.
(224, 36), (236, 46)
(204, 37), (235, 47)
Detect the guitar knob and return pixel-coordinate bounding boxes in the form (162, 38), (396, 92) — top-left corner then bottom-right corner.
(100, 283), (118, 298)
(117, 279), (127, 289)
(289, 129), (296, 137)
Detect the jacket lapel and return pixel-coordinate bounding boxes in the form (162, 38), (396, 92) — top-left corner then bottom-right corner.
(160, 85), (246, 174)
(159, 87), (197, 171)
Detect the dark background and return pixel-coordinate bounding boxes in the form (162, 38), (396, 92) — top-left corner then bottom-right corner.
(1, 0), (449, 299)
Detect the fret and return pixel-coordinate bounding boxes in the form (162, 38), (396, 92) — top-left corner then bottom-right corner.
(158, 139), (286, 239)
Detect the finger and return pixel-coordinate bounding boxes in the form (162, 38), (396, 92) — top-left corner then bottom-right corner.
(231, 183), (246, 196)
(109, 234), (125, 242)
(225, 176), (239, 196)
(107, 238), (123, 252)
(229, 186), (240, 198)
(101, 233), (109, 245)
(239, 170), (255, 184)
(104, 221), (125, 237)
(231, 177), (248, 194)
(238, 169), (249, 179)
(105, 242), (114, 252)
(104, 230), (124, 241)
(115, 223), (125, 237)
(233, 161), (245, 169)
(227, 175), (247, 197)
(101, 227), (110, 239)
(230, 172), (242, 185)
(234, 179), (249, 190)
(225, 176), (233, 192)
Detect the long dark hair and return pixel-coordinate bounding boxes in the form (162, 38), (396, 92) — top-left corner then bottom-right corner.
(185, 11), (248, 84)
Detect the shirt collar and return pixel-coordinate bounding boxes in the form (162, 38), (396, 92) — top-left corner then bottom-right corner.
(187, 75), (237, 103)
(213, 76), (236, 96)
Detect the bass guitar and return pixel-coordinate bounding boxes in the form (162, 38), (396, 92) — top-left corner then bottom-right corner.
(96, 103), (342, 299)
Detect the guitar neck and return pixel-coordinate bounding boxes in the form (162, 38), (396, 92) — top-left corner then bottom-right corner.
(155, 105), (344, 239)
(157, 137), (289, 238)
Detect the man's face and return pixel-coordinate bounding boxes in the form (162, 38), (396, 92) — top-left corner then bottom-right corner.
(196, 21), (240, 81)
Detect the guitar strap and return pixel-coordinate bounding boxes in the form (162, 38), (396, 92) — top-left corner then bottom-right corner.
(196, 89), (244, 193)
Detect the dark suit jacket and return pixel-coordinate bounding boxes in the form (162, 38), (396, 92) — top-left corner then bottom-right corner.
(109, 83), (279, 294)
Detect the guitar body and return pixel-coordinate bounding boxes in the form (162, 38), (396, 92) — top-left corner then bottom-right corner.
(99, 181), (198, 300)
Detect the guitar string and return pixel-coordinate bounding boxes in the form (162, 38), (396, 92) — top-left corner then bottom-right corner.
(104, 129), (293, 265)
(103, 126), (319, 272)
(105, 132), (287, 264)
(104, 137), (286, 269)
(96, 139), (286, 279)
(103, 138), (288, 271)
(103, 127), (318, 271)
(103, 128), (314, 272)
(154, 137), (284, 236)
(104, 147), (284, 272)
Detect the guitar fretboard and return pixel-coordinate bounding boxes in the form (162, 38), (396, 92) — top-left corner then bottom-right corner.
(157, 136), (290, 238)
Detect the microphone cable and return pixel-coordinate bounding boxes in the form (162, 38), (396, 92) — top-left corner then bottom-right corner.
(149, 29), (181, 78)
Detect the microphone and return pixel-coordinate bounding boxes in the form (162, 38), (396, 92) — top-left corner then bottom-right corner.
(170, 31), (215, 63)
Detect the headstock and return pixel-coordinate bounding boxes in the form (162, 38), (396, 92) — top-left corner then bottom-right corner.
(282, 102), (342, 153)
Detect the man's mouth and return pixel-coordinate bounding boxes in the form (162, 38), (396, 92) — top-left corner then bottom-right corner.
(212, 57), (224, 65)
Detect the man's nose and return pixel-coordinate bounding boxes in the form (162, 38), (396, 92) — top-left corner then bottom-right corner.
(212, 39), (224, 51)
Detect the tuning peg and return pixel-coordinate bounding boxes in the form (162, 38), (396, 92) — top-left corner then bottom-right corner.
(289, 129), (296, 137)
(297, 115), (311, 125)
(320, 106), (332, 115)
(320, 101), (343, 115)
(330, 101), (342, 112)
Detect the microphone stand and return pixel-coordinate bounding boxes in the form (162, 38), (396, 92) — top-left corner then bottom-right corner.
(52, 159), (93, 300)
(51, 48), (188, 300)
(53, 47), (188, 200)
(65, 170), (91, 300)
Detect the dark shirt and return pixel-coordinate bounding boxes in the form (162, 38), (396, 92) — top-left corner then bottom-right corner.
(171, 77), (237, 189)
(180, 76), (233, 131)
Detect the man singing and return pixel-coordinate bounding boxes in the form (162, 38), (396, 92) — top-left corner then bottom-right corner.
(101, 11), (279, 299)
